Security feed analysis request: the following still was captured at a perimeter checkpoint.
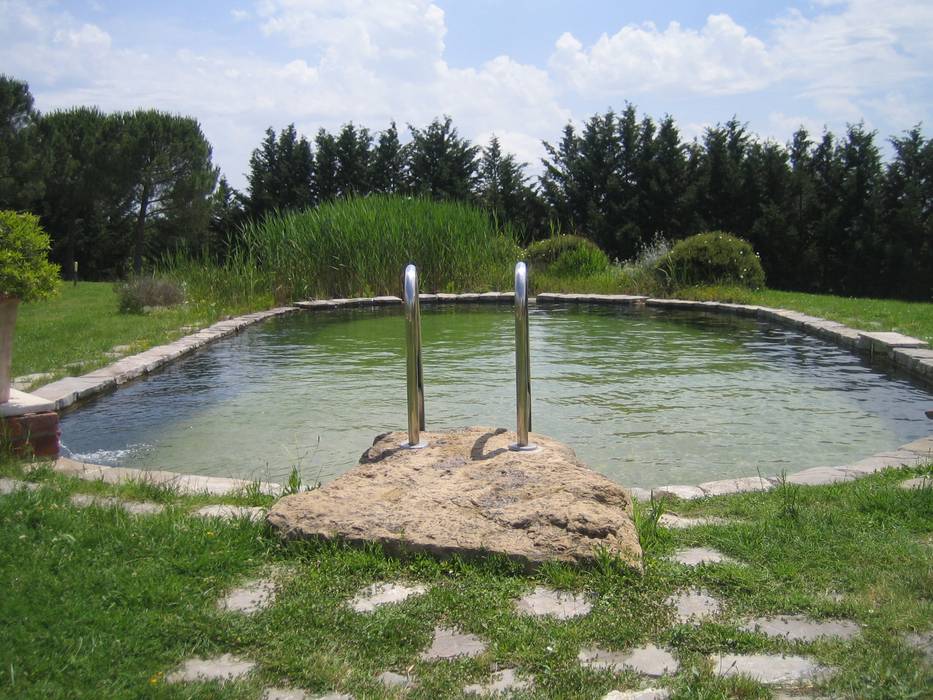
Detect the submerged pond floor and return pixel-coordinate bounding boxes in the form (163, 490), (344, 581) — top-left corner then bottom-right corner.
(59, 304), (933, 488)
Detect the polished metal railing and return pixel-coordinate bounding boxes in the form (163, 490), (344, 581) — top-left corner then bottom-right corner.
(511, 261), (537, 450)
(402, 264), (427, 448)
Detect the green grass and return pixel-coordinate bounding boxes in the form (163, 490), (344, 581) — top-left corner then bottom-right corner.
(11, 281), (271, 384)
(1, 453), (930, 699)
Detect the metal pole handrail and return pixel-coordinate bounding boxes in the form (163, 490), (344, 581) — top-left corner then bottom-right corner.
(402, 264), (427, 448)
(511, 261), (537, 451)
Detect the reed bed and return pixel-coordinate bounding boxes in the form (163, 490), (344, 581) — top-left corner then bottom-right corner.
(230, 195), (521, 301)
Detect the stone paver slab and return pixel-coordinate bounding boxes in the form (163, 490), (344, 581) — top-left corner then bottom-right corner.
(904, 631), (932, 664)
(263, 689), (310, 700)
(419, 626), (487, 661)
(378, 671), (414, 689)
(515, 586), (592, 620)
(843, 451), (922, 475)
(218, 578), (277, 614)
(652, 484), (705, 500)
(666, 589), (722, 623)
(786, 467), (854, 486)
(69, 493), (164, 515)
(463, 668), (532, 695)
(900, 436), (933, 456)
(900, 476), (932, 491)
(603, 690), (671, 700)
(712, 653), (827, 684)
(579, 644), (679, 677)
(0, 389), (55, 417)
(629, 487), (652, 501)
(740, 615), (860, 642)
(193, 504), (266, 522)
(350, 582), (427, 613)
(658, 514), (732, 529)
(0, 478), (38, 495)
(698, 476), (773, 496)
(858, 331), (928, 353)
(670, 547), (737, 567)
(166, 654), (255, 684)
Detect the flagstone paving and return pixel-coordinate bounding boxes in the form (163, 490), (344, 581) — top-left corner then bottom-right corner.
(419, 626), (488, 661)
(378, 671), (414, 689)
(0, 477), (38, 494)
(578, 644), (679, 677)
(665, 589), (722, 623)
(262, 688), (311, 700)
(463, 668), (532, 695)
(514, 586), (592, 620)
(712, 653), (827, 684)
(192, 504), (266, 521)
(69, 493), (164, 516)
(658, 513), (732, 529)
(217, 578), (277, 615)
(349, 582), (427, 613)
(904, 631), (932, 664)
(899, 475), (931, 490)
(165, 654), (255, 684)
(669, 547), (738, 566)
(602, 690), (670, 700)
(740, 615), (860, 642)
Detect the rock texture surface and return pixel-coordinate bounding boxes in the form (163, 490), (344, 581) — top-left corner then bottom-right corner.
(267, 428), (642, 569)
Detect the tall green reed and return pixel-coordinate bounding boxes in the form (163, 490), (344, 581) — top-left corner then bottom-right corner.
(235, 195), (521, 300)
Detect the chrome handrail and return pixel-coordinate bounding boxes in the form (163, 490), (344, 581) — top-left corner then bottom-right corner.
(511, 261), (537, 451)
(402, 264), (427, 448)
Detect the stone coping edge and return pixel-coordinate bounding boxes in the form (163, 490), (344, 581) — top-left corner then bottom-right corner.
(48, 456), (282, 497)
(23, 291), (931, 500)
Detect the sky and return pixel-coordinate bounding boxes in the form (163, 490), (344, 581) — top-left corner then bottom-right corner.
(2, 0), (931, 190)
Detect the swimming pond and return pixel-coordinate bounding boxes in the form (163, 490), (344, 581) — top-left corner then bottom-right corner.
(59, 304), (933, 488)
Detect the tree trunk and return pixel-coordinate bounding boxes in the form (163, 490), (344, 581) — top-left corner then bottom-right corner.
(133, 182), (151, 274)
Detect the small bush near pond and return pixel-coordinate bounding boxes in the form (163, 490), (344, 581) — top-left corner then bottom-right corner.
(526, 235), (610, 276)
(658, 231), (765, 290)
(116, 275), (185, 314)
(0, 210), (60, 302)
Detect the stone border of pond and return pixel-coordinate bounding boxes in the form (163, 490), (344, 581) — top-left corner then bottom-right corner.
(18, 293), (933, 497)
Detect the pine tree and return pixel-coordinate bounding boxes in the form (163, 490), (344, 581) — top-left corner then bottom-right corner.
(371, 121), (407, 194)
(407, 116), (479, 200)
(246, 124), (314, 219)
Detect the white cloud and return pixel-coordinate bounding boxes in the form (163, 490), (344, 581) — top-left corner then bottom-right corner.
(1, 0), (930, 190)
(549, 14), (774, 96)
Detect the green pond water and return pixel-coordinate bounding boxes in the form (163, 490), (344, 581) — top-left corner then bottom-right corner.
(60, 304), (933, 488)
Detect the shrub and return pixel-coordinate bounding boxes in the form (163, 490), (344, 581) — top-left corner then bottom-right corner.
(657, 231), (765, 290)
(526, 235), (610, 276)
(116, 275), (185, 313)
(0, 210), (60, 302)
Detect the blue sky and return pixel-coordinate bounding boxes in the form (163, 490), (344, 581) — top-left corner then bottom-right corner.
(2, 1), (930, 189)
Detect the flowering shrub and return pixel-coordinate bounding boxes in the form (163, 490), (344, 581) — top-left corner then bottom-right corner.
(657, 231), (765, 290)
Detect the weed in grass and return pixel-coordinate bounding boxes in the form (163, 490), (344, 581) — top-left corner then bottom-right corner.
(774, 470), (801, 521)
(633, 495), (671, 554)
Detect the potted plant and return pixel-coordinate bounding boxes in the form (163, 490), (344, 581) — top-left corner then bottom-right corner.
(0, 210), (59, 402)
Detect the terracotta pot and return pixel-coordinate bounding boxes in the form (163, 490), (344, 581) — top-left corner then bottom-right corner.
(0, 297), (19, 403)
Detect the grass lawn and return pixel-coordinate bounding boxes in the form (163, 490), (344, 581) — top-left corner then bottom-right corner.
(0, 455), (930, 699)
(11, 282), (271, 385)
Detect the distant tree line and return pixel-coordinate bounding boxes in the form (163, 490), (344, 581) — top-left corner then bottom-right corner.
(0, 76), (217, 278)
(1, 73), (930, 299)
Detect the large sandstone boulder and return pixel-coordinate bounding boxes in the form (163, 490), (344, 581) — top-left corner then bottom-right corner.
(267, 427), (641, 569)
